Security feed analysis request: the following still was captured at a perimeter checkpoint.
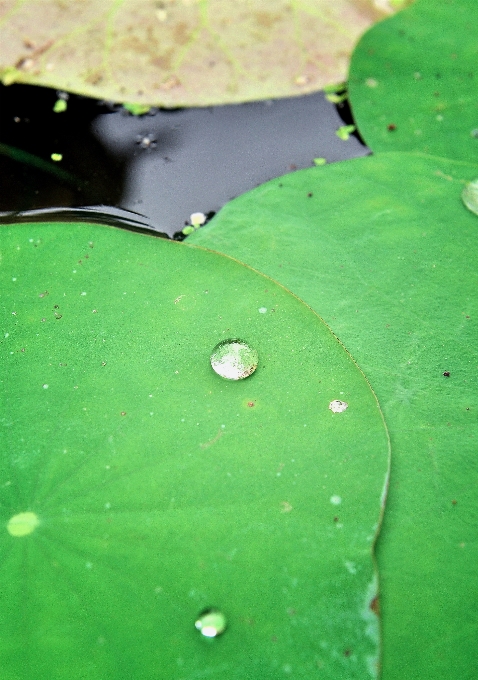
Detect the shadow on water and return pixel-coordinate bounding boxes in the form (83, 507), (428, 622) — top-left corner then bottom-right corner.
(0, 85), (126, 211)
(0, 83), (368, 238)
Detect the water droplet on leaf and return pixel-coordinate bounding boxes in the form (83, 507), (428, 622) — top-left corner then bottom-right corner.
(329, 399), (348, 413)
(195, 608), (227, 638)
(461, 178), (478, 216)
(210, 339), (258, 380)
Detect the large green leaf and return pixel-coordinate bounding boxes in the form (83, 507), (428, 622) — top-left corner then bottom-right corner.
(348, 0), (478, 162)
(188, 151), (478, 679)
(0, 222), (389, 679)
(0, 0), (409, 106)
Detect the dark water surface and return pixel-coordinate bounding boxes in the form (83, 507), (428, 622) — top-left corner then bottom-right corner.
(0, 83), (367, 237)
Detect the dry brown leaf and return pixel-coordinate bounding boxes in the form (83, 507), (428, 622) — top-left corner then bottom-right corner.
(0, 0), (410, 106)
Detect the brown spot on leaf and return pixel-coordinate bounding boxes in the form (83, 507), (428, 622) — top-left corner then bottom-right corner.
(84, 70), (104, 86)
(254, 11), (281, 29)
(174, 22), (190, 46)
(151, 50), (173, 71)
(370, 596), (380, 615)
(159, 75), (181, 90)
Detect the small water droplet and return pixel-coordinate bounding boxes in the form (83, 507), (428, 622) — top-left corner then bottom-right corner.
(258, 307), (267, 314)
(329, 399), (348, 413)
(210, 339), (258, 380)
(330, 495), (342, 505)
(462, 178), (478, 215)
(195, 608), (227, 638)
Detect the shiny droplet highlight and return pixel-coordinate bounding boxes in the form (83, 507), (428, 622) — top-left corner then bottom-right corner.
(195, 608), (227, 638)
(462, 178), (478, 216)
(7, 511), (40, 537)
(210, 339), (258, 380)
(329, 399), (348, 413)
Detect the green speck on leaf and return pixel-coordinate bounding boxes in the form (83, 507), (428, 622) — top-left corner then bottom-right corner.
(123, 102), (152, 116)
(53, 99), (68, 113)
(336, 125), (356, 141)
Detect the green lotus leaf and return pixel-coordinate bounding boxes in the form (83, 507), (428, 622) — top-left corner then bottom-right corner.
(0, 0), (410, 107)
(348, 0), (478, 162)
(188, 151), (478, 679)
(0, 222), (389, 679)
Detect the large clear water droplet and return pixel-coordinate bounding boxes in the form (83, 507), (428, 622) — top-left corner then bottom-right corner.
(210, 339), (258, 380)
(462, 178), (478, 216)
(195, 608), (227, 638)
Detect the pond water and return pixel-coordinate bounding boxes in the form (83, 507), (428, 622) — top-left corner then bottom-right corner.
(0, 82), (368, 237)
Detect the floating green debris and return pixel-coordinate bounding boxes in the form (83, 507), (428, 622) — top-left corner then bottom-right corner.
(323, 81), (347, 94)
(123, 102), (152, 116)
(325, 92), (348, 104)
(313, 157), (327, 166)
(182, 212), (206, 235)
(53, 98), (67, 113)
(336, 125), (356, 141)
(50, 153), (63, 162)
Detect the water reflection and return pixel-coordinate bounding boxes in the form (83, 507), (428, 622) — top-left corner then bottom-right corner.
(0, 82), (369, 236)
